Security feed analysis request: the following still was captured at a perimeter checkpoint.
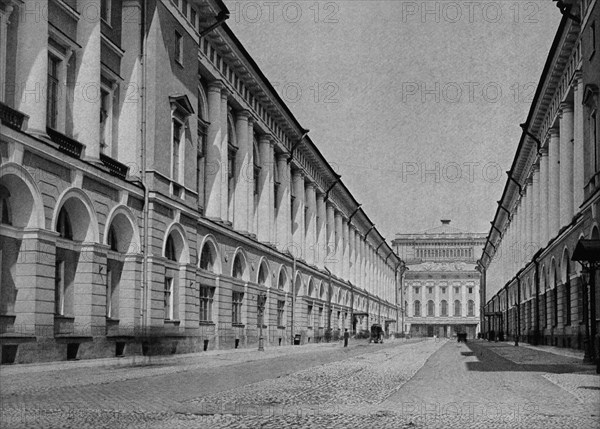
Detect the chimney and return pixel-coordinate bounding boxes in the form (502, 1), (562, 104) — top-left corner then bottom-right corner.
(441, 219), (451, 225)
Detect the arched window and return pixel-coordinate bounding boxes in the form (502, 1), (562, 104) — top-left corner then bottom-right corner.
(258, 263), (268, 286)
(57, 206), (73, 240)
(427, 300), (434, 317)
(278, 270), (286, 290)
(468, 300), (475, 317)
(454, 300), (461, 317)
(440, 300), (448, 316)
(232, 254), (244, 279)
(199, 243), (215, 272)
(165, 235), (177, 261)
(107, 225), (118, 252)
(0, 185), (11, 225)
(414, 300), (421, 317)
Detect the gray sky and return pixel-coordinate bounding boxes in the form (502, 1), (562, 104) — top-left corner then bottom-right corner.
(223, 0), (561, 240)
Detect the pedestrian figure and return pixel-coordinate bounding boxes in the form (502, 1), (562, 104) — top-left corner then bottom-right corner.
(344, 328), (349, 347)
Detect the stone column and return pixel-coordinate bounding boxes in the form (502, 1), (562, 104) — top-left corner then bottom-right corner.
(276, 153), (291, 251)
(349, 227), (356, 284)
(539, 146), (549, 246)
(334, 211), (343, 278)
(0, 3), (15, 103)
(526, 176), (534, 261)
(257, 135), (273, 243)
(304, 181), (316, 265)
(220, 90), (230, 222)
(573, 74), (585, 212)
(291, 169), (305, 260)
(247, 118), (256, 235)
(342, 219), (349, 281)
(73, 0), (102, 159)
(118, 0), (143, 168)
(205, 82), (223, 220)
(548, 128), (560, 235)
(559, 102), (574, 227)
(233, 110), (250, 233)
(315, 192), (326, 267)
(15, 0), (48, 134)
(531, 163), (540, 252)
(325, 203), (335, 272)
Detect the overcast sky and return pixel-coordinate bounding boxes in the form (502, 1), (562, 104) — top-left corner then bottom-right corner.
(223, 0), (561, 241)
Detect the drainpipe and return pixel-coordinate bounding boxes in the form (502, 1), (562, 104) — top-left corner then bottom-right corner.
(534, 255), (540, 346)
(324, 267), (332, 331)
(515, 277), (521, 346)
(290, 255), (296, 344)
(140, 0), (149, 335)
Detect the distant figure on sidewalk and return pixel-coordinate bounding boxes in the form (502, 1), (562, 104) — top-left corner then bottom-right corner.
(344, 329), (349, 347)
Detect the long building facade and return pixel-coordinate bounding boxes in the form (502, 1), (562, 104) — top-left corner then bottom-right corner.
(480, 0), (600, 355)
(393, 221), (486, 339)
(0, 0), (401, 364)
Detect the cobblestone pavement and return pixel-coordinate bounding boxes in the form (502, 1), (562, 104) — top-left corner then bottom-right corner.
(1, 338), (598, 428)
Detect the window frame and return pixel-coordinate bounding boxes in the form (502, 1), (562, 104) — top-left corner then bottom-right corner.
(164, 277), (174, 321)
(232, 291), (244, 324)
(199, 285), (214, 322)
(277, 299), (285, 326)
(54, 260), (65, 315)
(101, 0), (112, 25)
(175, 30), (183, 65)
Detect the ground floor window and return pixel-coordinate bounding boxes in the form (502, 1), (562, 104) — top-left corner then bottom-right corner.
(199, 286), (214, 322)
(277, 300), (285, 326)
(164, 277), (174, 320)
(232, 292), (244, 324)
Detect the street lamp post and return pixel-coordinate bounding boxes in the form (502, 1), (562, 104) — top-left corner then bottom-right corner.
(572, 239), (600, 374)
(258, 293), (266, 351)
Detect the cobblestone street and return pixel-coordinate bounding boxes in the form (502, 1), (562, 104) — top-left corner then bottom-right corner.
(1, 338), (598, 428)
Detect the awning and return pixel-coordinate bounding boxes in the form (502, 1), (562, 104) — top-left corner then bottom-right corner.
(572, 239), (600, 263)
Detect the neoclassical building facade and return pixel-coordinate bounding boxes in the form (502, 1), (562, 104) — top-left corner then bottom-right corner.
(481, 0), (599, 353)
(393, 221), (486, 339)
(0, 0), (400, 364)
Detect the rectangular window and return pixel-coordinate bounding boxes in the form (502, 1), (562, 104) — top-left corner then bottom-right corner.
(175, 31), (183, 64)
(55, 260), (65, 315)
(181, 0), (188, 17)
(441, 287), (446, 294)
(172, 120), (182, 182)
(454, 286), (460, 294)
(591, 21), (596, 59)
(164, 277), (173, 320)
(277, 300), (285, 326)
(413, 286), (420, 295)
(106, 265), (113, 318)
(273, 160), (280, 212)
(199, 286), (214, 322)
(101, 0), (111, 24)
(232, 292), (243, 324)
(100, 88), (111, 154)
(318, 307), (323, 327)
(427, 287), (433, 294)
(592, 111), (598, 173)
(307, 305), (313, 326)
(191, 8), (197, 30)
(468, 287), (473, 294)
(47, 54), (60, 129)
